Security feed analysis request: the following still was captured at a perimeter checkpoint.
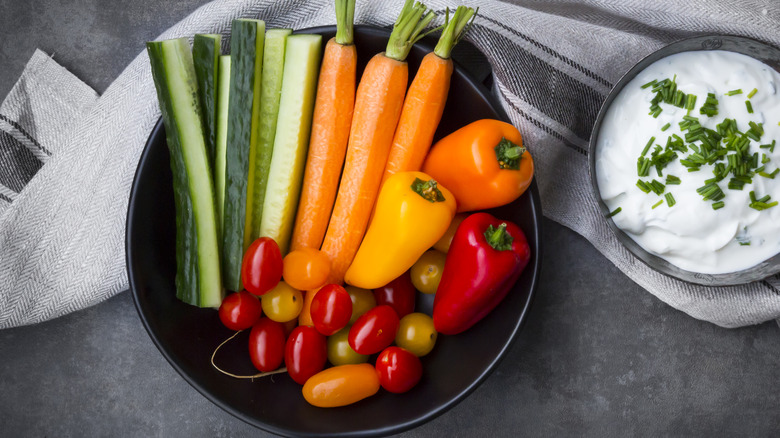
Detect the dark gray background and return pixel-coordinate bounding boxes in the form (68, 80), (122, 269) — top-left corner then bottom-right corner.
(1, 0), (779, 436)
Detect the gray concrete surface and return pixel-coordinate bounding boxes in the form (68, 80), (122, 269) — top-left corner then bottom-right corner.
(1, 0), (780, 436)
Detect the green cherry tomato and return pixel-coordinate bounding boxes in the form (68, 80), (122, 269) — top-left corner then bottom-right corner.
(410, 250), (447, 294)
(346, 285), (376, 325)
(327, 327), (369, 366)
(395, 312), (438, 357)
(261, 281), (303, 322)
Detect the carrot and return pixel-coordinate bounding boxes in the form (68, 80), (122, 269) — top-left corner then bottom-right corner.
(290, 0), (357, 252)
(320, 0), (438, 284)
(381, 6), (477, 185)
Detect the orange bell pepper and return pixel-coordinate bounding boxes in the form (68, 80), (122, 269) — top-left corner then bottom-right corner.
(421, 119), (533, 212)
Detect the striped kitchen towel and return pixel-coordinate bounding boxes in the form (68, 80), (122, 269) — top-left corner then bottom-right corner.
(2, 0), (780, 329)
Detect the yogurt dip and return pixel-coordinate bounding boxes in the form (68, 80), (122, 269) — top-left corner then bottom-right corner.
(596, 50), (780, 274)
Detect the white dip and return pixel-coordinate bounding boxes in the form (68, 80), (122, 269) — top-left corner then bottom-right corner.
(596, 50), (780, 274)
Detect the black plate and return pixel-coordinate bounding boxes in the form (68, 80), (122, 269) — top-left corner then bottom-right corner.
(127, 25), (542, 437)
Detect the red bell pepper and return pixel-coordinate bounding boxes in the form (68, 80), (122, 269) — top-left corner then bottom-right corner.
(432, 212), (531, 335)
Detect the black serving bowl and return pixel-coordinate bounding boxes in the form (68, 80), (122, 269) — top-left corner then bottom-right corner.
(127, 25), (542, 437)
(589, 35), (780, 286)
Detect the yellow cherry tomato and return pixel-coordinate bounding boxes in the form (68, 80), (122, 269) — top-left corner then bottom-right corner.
(395, 313), (437, 357)
(346, 285), (376, 324)
(283, 248), (331, 291)
(327, 327), (369, 366)
(302, 363), (380, 408)
(261, 281), (303, 322)
(433, 213), (467, 253)
(410, 250), (447, 294)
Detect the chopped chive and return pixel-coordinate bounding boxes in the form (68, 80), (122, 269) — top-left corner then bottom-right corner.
(651, 199), (664, 209)
(661, 123), (671, 132)
(642, 137), (655, 156)
(606, 207), (622, 218)
(739, 241), (751, 246)
(746, 100), (754, 114)
(636, 180), (651, 193)
(750, 201), (778, 211)
(712, 201), (725, 210)
(664, 192), (676, 207)
(759, 168), (780, 179)
(748, 88), (758, 99)
(666, 175), (681, 185)
(726, 89), (743, 96)
(685, 94), (697, 110)
(641, 79), (658, 89)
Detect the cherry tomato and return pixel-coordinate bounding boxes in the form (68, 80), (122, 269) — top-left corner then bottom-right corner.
(261, 281), (303, 322)
(347, 286), (376, 325)
(310, 284), (352, 336)
(375, 347), (423, 394)
(348, 305), (400, 355)
(302, 363), (380, 407)
(410, 250), (446, 294)
(395, 312), (437, 357)
(248, 317), (286, 372)
(433, 213), (467, 253)
(285, 326), (327, 385)
(373, 271), (415, 318)
(327, 327), (369, 366)
(282, 248), (331, 291)
(241, 237), (283, 295)
(218, 290), (263, 331)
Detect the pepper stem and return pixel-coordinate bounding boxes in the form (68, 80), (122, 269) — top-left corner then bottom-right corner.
(484, 223), (513, 251)
(411, 177), (446, 203)
(495, 137), (526, 170)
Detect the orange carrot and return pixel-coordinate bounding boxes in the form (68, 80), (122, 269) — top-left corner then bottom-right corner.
(290, 0), (357, 252)
(381, 6), (477, 185)
(320, 0), (437, 284)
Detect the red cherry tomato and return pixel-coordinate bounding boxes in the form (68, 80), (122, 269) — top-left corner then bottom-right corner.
(310, 284), (353, 336)
(218, 290), (263, 331)
(375, 346), (423, 393)
(285, 326), (327, 385)
(348, 305), (400, 355)
(373, 271), (416, 318)
(241, 237), (283, 295)
(248, 317), (286, 372)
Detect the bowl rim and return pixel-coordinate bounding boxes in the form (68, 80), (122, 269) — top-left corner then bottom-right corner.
(588, 34), (780, 287)
(126, 24), (543, 437)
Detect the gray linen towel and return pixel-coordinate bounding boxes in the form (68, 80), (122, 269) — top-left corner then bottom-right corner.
(1, 0), (780, 329)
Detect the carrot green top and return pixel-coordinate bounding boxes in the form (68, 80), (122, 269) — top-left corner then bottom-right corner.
(385, 0), (439, 62)
(433, 6), (477, 59)
(335, 0), (356, 45)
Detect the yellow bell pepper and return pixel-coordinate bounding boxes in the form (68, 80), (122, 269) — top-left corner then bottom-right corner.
(344, 171), (456, 289)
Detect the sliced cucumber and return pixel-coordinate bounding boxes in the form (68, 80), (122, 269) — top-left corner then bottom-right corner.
(259, 34), (323, 254)
(222, 19), (265, 292)
(192, 34), (221, 169)
(147, 38), (223, 308)
(244, 28), (292, 250)
(215, 55), (230, 237)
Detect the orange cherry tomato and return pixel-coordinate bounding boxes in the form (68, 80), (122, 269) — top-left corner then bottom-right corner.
(433, 213), (467, 253)
(302, 363), (380, 408)
(283, 248), (331, 291)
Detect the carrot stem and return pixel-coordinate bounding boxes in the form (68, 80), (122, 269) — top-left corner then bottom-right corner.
(335, 0), (356, 45)
(385, 0), (439, 62)
(433, 6), (478, 59)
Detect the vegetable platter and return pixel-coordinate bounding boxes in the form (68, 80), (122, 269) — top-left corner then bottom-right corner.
(127, 2), (542, 435)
